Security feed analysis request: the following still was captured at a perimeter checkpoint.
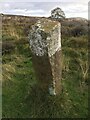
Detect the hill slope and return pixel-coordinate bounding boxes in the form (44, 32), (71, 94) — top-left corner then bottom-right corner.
(2, 14), (88, 118)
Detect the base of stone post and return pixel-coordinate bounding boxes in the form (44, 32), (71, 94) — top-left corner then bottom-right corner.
(31, 49), (62, 95)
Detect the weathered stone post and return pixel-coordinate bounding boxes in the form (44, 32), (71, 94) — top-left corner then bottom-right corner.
(29, 18), (62, 95)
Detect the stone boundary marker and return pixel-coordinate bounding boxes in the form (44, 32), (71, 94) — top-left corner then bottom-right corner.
(29, 18), (62, 95)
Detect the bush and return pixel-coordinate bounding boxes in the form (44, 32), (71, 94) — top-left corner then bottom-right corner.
(61, 19), (88, 37)
(71, 26), (88, 37)
(2, 41), (15, 54)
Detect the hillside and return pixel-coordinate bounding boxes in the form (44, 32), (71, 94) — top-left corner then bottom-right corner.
(2, 14), (88, 118)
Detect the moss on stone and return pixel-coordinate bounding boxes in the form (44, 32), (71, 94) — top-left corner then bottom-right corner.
(35, 18), (60, 32)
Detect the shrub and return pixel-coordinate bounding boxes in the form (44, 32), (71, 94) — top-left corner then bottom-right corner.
(2, 41), (15, 54)
(71, 26), (88, 37)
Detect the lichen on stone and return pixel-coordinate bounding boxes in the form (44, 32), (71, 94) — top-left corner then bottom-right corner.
(29, 18), (61, 57)
(29, 18), (62, 95)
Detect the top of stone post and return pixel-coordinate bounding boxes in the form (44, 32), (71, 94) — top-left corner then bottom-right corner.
(29, 18), (61, 57)
(32, 18), (60, 32)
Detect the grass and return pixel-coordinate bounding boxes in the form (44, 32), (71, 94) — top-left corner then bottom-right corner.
(2, 48), (37, 118)
(2, 15), (88, 118)
(2, 42), (88, 118)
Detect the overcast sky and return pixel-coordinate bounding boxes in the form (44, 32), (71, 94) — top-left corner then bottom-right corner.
(0, 0), (89, 19)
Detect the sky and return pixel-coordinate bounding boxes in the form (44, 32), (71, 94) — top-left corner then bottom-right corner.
(0, 0), (89, 19)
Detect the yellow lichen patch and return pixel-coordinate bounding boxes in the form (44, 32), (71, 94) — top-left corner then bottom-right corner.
(35, 18), (60, 32)
(42, 20), (59, 32)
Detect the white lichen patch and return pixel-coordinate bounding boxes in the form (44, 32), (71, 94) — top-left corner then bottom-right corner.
(29, 28), (47, 56)
(49, 87), (56, 95)
(49, 79), (56, 95)
(47, 23), (61, 57)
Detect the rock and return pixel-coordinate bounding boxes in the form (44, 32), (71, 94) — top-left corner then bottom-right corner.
(29, 18), (62, 95)
(51, 7), (65, 19)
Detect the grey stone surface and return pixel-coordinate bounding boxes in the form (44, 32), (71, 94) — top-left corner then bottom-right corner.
(29, 18), (62, 95)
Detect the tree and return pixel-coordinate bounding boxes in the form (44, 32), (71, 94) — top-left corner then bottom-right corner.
(51, 7), (66, 19)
